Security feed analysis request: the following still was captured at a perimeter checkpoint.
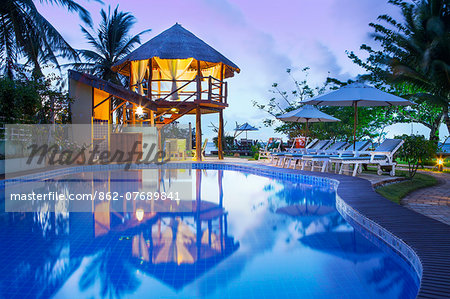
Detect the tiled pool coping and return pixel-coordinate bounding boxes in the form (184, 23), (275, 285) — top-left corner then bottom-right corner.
(2, 161), (450, 298)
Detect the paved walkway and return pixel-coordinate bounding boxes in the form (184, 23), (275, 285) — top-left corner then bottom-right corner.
(401, 171), (450, 226)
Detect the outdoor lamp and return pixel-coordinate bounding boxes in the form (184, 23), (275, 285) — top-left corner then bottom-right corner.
(136, 106), (144, 116)
(136, 208), (144, 221)
(436, 158), (444, 171)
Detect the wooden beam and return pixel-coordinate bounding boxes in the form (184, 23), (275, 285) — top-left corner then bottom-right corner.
(147, 59), (152, 100)
(218, 63), (225, 160)
(220, 63), (224, 103)
(195, 107), (202, 161)
(93, 95), (112, 109)
(196, 60), (202, 102)
(158, 70), (161, 95)
(148, 59), (155, 127)
(218, 110), (224, 160)
(111, 100), (126, 112)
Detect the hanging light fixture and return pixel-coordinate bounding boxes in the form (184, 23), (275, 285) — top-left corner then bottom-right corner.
(136, 106), (144, 116)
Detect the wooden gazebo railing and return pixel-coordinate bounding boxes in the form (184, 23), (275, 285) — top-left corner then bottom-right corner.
(132, 76), (227, 104)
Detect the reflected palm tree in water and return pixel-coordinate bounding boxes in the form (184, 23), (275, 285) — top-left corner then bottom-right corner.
(78, 239), (140, 299)
(0, 211), (79, 298)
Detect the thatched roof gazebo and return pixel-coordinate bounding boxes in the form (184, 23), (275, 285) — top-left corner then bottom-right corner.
(112, 23), (240, 160)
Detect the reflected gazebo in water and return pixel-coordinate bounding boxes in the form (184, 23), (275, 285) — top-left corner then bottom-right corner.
(90, 169), (239, 291)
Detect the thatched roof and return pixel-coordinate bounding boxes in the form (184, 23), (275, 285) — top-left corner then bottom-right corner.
(112, 23), (240, 78)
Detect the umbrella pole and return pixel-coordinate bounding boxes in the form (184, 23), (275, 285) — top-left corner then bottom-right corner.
(353, 102), (358, 150)
(306, 119), (309, 138)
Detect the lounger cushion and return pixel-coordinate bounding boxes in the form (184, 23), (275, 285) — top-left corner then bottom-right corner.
(331, 155), (386, 161)
(304, 154), (352, 159)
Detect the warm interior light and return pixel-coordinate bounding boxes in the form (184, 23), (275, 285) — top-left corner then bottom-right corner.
(170, 107), (179, 113)
(136, 106), (144, 116)
(136, 208), (144, 221)
(437, 158), (444, 166)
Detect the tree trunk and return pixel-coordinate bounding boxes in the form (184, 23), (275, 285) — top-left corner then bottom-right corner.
(443, 105), (450, 137)
(429, 111), (444, 141)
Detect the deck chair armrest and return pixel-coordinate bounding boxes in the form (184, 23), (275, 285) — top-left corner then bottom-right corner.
(355, 150), (372, 155)
(370, 151), (392, 156)
(337, 150), (352, 155)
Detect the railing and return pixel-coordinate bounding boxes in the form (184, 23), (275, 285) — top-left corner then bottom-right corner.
(134, 76), (227, 104)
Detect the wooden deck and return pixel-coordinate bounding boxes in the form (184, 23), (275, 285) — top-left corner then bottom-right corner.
(324, 173), (449, 298)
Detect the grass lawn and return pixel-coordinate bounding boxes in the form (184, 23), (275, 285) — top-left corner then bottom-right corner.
(375, 170), (438, 204)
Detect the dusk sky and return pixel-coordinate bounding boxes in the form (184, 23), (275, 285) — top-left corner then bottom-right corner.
(37, 0), (448, 141)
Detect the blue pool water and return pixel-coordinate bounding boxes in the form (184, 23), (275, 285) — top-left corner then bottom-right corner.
(0, 168), (419, 298)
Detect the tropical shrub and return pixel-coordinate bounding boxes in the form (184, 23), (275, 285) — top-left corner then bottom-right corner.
(395, 134), (437, 178)
(213, 136), (235, 152)
(0, 74), (71, 124)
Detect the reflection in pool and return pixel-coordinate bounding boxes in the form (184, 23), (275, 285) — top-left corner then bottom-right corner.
(0, 168), (419, 298)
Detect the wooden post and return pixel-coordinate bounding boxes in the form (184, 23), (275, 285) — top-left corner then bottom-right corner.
(129, 63), (134, 93)
(122, 105), (126, 124)
(218, 111), (224, 160)
(196, 60), (202, 102)
(195, 60), (202, 161)
(218, 63), (225, 159)
(132, 104), (136, 124)
(220, 63), (224, 102)
(188, 122), (192, 151)
(196, 107), (202, 161)
(158, 127), (162, 161)
(353, 101), (358, 150)
(208, 76), (212, 101)
(224, 82), (228, 104)
(158, 70), (161, 96)
(148, 59), (155, 126)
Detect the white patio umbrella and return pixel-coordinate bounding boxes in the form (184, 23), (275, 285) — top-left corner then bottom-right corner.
(277, 105), (340, 136)
(302, 83), (415, 149)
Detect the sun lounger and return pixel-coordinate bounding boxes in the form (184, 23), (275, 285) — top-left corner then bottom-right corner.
(270, 138), (318, 166)
(301, 140), (372, 172)
(300, 141), (349, 171)
(282, 140), (332, 168)
(330, 139), (404, 176)
(259, 137), (282, 160)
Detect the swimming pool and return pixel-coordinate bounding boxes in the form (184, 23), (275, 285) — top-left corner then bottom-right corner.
(0, 165), (419, 298)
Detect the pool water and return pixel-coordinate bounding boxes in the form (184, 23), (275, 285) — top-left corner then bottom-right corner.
(0, 168), (419, 298)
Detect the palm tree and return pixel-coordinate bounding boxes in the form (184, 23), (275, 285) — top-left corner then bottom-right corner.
(0, 0), (95, 78)
(73, 6), (150, 85)
(366, 0), (450, 136)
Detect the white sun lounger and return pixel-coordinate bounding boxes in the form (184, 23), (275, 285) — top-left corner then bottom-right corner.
(300, 141), (350, 172)
(270, 138), (318, 166)
(259, 137), (283, 160)
(302, 140), (372, 173)
(330, 139), (404, 176)
(282, 140), (332, 168)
